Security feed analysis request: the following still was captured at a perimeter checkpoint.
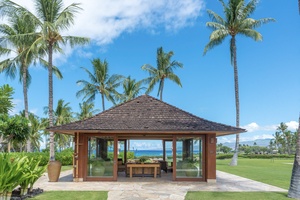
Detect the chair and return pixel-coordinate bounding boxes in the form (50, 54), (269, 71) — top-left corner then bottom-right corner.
(158, 160), (168, 173)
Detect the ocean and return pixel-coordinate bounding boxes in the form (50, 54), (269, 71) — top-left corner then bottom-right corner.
(127, 150), (173, 157)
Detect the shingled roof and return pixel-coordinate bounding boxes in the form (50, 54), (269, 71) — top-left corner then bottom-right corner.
(48, 95), (245, 136)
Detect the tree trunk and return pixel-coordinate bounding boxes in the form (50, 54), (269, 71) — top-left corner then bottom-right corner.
(22, 64), (31, 152)
(48, 44), (55, 161)
(299, 0), (300, 14)
(101, 93), (105, 111)
(288, 116), (300, 198)
(8, 141), (10, 153)
(230, 36), (240, 166)
(160, 78), (164, 101)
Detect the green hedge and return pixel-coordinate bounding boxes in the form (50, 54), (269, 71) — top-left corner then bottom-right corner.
(216, 154), (234, 159)
(9, 148), (74, 166)
(240, 154), (294, 159)
(216, 153), (294, 160)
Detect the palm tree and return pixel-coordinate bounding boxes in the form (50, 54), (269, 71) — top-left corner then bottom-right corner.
(273, 131), (282, 150)
(298, 0), (300, 14)
(20, 110), (45, 151)
(76, 58), (124, 111)
(0, 84), (14, 115)
(203, 0), (274, 166)
(276, 123), (294, 155)
(288, 116), (300, 198)
(116, 76), (146, 103)
(0, 0), (90, 161)
(76, 101), (99, 120)
(0, 11), (62, 152)
(141, 47), (183, 101)
(45, 99), (74, 151)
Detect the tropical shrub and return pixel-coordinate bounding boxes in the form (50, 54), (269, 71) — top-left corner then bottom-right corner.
(118, 151), (135, 160)
(0, 154), (29, 199)
(56, 148), (74, 165)
(240, 154), (294, 159)
(19, 157), (47, 195)
(0, 153), (47, 199)
(216, 154), (234, 159)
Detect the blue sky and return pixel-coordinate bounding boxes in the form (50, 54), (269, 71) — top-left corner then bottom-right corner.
(1, 0), (300, 148)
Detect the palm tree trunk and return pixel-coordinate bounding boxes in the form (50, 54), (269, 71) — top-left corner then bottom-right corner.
(22, 65), (31, 152)
(230, 36), (240, 166)
(299, 0), (300, 14)
(48, 44), (55, 161)
(101, 93), (105, 111)
(288, 117), (300, 198)
(160, 78), (164, 101)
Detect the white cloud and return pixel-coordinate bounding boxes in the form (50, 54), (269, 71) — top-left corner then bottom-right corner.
(65, 0), (205, 45)
(9, 0), (205, 44)
(242, 121), (299, 133)
(217, 134), (274, 144)
(2, 0), (204, 66)
(131, 140), (162, 150)
(241, 122), (277, 132)
(286, 121), (298, 130)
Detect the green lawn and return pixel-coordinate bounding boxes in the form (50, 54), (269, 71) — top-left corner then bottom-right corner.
(31, 191), (108, 200)
(61, 165), (73, 171)
(186, 192), (289, 200)
(216, 158), (293, 189)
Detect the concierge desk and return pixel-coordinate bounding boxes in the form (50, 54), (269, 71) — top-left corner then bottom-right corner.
(126, 163), (161, 178)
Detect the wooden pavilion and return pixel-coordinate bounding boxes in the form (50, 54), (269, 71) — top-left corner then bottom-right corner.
(48, 95), (245, 182)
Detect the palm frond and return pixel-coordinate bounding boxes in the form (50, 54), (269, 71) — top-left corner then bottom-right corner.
(239, 29), (262, 41)
(207, 9), (226, 25)
(62, 36), (90, 48)
(203, 29), (228, 55)
(55, 3), (82, 31)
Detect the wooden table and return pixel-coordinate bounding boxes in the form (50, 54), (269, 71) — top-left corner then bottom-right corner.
(127, 163), (160, 178)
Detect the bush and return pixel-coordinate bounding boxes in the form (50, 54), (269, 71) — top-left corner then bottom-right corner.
(216, 154), (234, 159)
(9, 149), (74, 166)
(118, 151), (135, 160)
(0, 153), (47, 199)
(240, 154), (294, 159)
(56, 148), (73, 165)
(216, 153), (295, 160)
(10, 152), (49, 166)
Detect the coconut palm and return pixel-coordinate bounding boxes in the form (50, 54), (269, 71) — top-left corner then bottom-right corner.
(20, 110), (45, 151)
(203, 0), (274, 166)
(0, 11), (62, 152)
(288, 117), (300, 198)
(0, 84), (14, 115)
(76, 58), (124, 111)
(141, 47), (183, 101)
(76, 101), (99, 120)
(0, 0), (90, 160)
(116, 76), (146, 103)
(44, 99), (74, 151)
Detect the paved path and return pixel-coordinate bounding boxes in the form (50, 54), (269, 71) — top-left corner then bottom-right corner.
(35, 170), (287, 200)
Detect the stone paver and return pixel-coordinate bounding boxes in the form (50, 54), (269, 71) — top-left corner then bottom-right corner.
(34, 170), (287, 200)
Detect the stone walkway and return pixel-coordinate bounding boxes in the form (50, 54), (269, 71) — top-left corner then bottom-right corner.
(34, 170), (287, 200)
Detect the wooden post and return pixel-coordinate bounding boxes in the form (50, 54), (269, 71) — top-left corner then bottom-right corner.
(75, 132), (79, 181)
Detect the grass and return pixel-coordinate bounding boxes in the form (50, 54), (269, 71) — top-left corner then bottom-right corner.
(61, 165), (73, 171)
(185, 192), (289, 200)
(31, 191), (108, 200)
(216, 158), (293, 189)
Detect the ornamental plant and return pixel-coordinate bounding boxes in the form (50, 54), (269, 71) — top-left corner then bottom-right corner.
(0, 154), (29, 199)
(20, 157), (47, 195)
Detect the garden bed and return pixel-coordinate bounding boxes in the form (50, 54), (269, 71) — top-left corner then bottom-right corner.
(10, 187), (43, 200)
